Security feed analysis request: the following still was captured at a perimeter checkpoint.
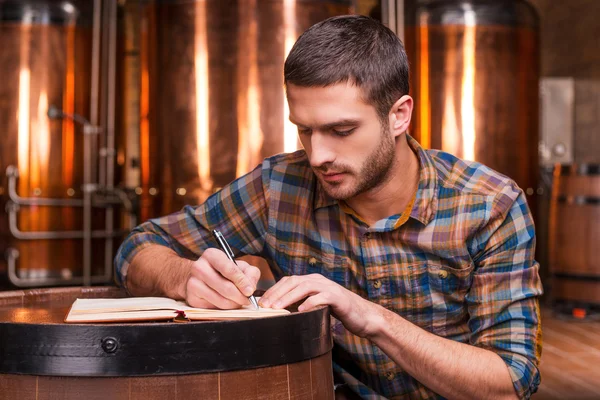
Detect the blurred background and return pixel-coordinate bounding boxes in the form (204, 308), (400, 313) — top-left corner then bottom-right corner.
(0, 0), (597, 398)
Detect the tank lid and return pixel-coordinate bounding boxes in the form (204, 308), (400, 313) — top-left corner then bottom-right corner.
(559, 164), (600, 176)
(0, 0), (91, 25)
(407, 0), (539, 28)
(143, 0), (352, 4)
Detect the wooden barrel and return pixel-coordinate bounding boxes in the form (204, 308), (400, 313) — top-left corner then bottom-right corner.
(549, 164), (600, 305)
(0, 287), (333, 400)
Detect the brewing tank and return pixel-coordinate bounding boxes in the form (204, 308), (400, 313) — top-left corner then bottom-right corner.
(405, 0), (540, 203)
(0, 0), (105, 287)
(126, 0), (354, 221)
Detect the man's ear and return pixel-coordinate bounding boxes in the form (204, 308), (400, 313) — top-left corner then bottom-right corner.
(388, 95), (413, 138)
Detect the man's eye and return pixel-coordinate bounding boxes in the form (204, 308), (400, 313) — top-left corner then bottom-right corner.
(333, 128), (355, 137)
(298, 128), (311, 135)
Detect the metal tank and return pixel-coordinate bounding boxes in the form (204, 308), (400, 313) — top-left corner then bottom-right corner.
(124, 0), (354, 221)
(405, 0), (540, 203)
(0, 0), (132, 288)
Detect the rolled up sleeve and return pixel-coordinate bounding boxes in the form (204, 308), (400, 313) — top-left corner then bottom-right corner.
(114, 164), (270, 292)
(467, 184), (543, 399)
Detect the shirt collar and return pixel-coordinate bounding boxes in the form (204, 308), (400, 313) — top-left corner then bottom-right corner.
(313, 134), (438, 226)
(407, 134), (438, 225)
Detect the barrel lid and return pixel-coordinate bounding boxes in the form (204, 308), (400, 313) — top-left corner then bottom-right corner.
(557, 164), (600, 175)
(406, 0), (539, 28)
(0, 287), (332, 377)
(0, 0), (92, 25)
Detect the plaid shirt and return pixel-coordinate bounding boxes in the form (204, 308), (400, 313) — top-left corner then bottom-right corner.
(115, 135), (543, 399)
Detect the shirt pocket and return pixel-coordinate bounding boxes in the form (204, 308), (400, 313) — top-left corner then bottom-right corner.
(276, 244), (347, 285)
(426, 263), (473, 300)
(409, 262), (474, 336)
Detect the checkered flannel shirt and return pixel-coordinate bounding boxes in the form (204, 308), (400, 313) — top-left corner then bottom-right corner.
(115, 135), (543, 399)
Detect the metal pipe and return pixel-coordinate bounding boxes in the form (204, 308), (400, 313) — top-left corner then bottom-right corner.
(396, 0), (404, 42)
(99, 0), (109, 189)
(382, 0), (396, 32)
(84, 0), (103, 287)
(8, 164), (133, 209)
(82, 126), (94, 286)
(104, 0), (118, 283)
(6, 166), (84, 207)
(381, 0), (404, 41)
(6, 203), (126, 240)
(90, 0), (102, 130)
(111, 187), (137, 228)
(6, 248), (112, 288)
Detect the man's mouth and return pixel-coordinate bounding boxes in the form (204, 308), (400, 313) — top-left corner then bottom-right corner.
(320, 171), (346, 182)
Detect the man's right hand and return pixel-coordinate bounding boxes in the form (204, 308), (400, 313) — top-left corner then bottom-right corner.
(183, 248), (261, 309)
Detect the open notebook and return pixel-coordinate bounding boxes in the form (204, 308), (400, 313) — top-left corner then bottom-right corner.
(64, 297), (290, 323)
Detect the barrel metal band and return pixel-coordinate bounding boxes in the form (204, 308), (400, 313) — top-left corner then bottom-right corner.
(553, 273), (600, 282)
(556, 195), (600, 205)
(0, 306), (332, 377)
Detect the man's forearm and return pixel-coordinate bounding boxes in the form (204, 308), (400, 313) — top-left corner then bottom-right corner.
(127, 245), (193, 299)
(367, 306), (518, 400)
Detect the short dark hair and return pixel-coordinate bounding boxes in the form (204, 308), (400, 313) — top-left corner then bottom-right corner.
(284, 15), (410, 122)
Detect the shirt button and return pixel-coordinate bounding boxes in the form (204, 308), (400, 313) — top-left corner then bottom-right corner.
(373, 280), (382, 289)
(308, 257), (317, 266)
(385, 371), (395, 381)
(438, 270), (449, 279)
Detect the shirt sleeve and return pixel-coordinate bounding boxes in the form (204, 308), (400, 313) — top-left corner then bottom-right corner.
(113, 163), (271, 292)
(466, 183), (543, 399)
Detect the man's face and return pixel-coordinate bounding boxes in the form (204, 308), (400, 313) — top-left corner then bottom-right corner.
(287, 82), (396, 200)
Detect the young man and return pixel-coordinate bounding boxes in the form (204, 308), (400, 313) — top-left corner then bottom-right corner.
(115, 15), (542, 400)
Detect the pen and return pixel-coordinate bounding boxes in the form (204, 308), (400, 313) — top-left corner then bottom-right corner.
(212, 230), (260, 310)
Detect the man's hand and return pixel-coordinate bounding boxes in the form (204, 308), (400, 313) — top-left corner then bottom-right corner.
(259, 274), (382, 338)
(183, 248), (261, 309)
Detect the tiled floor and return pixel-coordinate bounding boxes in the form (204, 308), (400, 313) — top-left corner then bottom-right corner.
(534, 308), (600, 399)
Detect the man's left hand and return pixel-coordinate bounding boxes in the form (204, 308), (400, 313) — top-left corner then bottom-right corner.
(258, 274), (381, 338)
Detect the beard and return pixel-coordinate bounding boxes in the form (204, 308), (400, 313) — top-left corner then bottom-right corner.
(315, 126), (396, 200)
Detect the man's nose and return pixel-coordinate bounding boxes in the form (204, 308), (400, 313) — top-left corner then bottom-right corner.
(309, 133), (336, 168)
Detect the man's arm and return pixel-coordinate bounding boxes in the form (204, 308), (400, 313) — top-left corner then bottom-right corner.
(260, 274), (518, 400)
(369, 302), (518, 399)
(114, 164), (270, 308)
(126, 245), (192, 299)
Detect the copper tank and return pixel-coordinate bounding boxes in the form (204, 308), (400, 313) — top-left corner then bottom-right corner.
(0, 0), (112, 288)
(123, 0), (354, 221)
(405, 0), (540, 204)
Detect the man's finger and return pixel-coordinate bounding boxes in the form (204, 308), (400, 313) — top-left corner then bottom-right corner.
(260, 275), (303, 307)
(236, 261), (262, 288)
(187, 276), (242, 310)
(202, 248), (255, 296)
(268, 280), (318, 309)
(298, 292), (330, 312)
(195, 263), (250, 306)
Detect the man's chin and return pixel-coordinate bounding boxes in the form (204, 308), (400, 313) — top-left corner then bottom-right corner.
(320, 182), (356, 201)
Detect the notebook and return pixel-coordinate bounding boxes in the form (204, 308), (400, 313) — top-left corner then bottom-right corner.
(64, 296), (290, 323)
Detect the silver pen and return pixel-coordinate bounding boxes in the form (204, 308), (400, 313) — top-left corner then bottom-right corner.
(212, 230), (260, 310)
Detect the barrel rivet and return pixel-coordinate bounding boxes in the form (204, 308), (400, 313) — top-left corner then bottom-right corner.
(101, 337), (119, 353)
